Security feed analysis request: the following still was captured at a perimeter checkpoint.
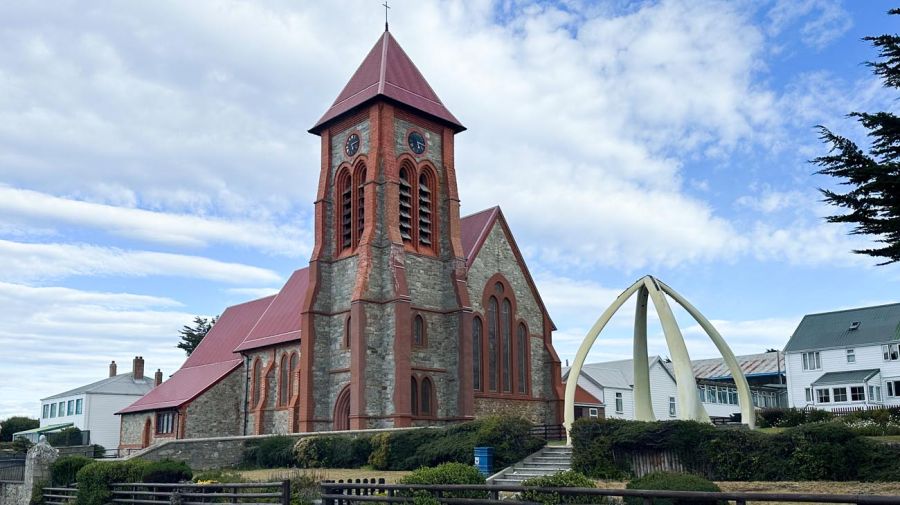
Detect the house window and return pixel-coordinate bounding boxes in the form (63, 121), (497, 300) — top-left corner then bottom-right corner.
(473, 317), (482, 391)
(883, 344), (900, 361)
(410, 377), (419, 416)
(717, 387), (728, 404)
(805, 388), (812, 402)
(517, 323), (527, 394)
(75, 399), (83, 415)
(487, 297), (498, 392)
(421, 377), (433, 415)
(706, 387), (717, 404)
(501, 299), (512, 393)
(50, 403), (56, 418)
(67, 400), (74, 415)
(668, 397), (676, 417)
(851, 386), (865, 402)
(846, 349), (856, 363)
(413, 315), (426, 347)
(156, 411), (175, 434)
(833, 387), (848, 402)
(729, 389), (738, 405)
(59, 402), (65, 416)
(802, 351), (821, 371)
(42, 404), (49, 419)
(588, 408), (598, 418)
(888, 380), (900, 397)
(417, 171), (433, 248)
(816, 388), (830, 403)
(697, 385), (705, 402)
(251, 358), (262, 408)
(615, 392), (623, 413)
(871, 385), (883, 402)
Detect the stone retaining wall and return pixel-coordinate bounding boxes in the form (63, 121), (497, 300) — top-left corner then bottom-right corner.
(129, 427), (420, 470)
(0, 482), (25, 505)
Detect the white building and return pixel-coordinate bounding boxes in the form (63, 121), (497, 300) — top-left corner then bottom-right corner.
(785, 303), (900, 411)
(565, 352), (787, 421)
(36, 357), (158, 450)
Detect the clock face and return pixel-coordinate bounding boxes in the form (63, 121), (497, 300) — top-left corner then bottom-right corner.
(408, 131), (426, 154)
(345, 134), (360, 157)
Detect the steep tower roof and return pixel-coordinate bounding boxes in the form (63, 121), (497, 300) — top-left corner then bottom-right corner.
(310, 31), (465, 134)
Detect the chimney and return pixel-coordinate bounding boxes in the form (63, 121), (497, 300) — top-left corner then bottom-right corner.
(109, 361), (117, 377)
(154, 369), (163, 387)
(133, 356), (144, 381)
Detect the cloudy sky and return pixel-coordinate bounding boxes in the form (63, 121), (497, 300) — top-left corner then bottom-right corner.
(1, 0), (898, 418)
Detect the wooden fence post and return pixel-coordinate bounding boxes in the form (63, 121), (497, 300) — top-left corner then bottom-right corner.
(281, 480), (291, 505)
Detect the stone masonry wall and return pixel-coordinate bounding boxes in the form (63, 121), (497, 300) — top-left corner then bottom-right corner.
(185, 367), (244, 438)
(0, 482), (25, 505)
(473, 397), (555, 424)
(119, 411), (153, 448)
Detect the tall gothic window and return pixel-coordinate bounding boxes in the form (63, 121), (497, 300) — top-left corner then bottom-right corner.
(354, 165), (367, 243)
(399, 166), (413, 243)
(517, 324), (527, 394)
(418, 171), (433, 248)
(421, 377), (433, 415)
(413, 315), (425, 347)
(473, 317), (482, 391)
(501, 299), (512, 393)
(289, 353), (299, 399)
(337, 169), (352, 251)
(279, 354), (289, 406)
(251, 358), (262, 408)
(344, 316), (351, 348)
(410, 377), (419, 416)
(487, 297), (498, 392)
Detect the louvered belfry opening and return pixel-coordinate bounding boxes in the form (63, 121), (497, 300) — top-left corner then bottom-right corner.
(418, 171), (432, 248)
(338, 169), (353, 251)
(354, 165), (367, 244)
(399, 166), (413, 243)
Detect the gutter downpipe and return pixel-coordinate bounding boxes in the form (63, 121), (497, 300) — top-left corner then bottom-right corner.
(242, 354), (250, 436)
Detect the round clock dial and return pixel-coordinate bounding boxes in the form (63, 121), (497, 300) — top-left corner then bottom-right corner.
(345, 134), (360, 157)
(408, 131), (426, 154)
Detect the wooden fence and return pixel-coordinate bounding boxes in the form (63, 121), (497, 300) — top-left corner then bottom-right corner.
(43, 486), (77, 505)
(610, 449), (704, 478)
(321, 481), (900, 505)
(43, 482), (290, 505)
(529, 424), (565, 441)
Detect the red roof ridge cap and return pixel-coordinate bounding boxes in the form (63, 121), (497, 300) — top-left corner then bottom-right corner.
(461, 205), (501, 220)
(182, 359), (242, 370)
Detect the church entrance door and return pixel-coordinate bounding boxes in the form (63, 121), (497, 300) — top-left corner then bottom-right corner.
(333, 386), (350, 431)
(141, 419), (151, 448)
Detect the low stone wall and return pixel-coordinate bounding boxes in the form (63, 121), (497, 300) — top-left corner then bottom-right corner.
(129, 427), (420, 470)
(0, 482), (25, 505)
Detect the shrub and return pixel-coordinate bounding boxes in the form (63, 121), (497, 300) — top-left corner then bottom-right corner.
(91, 445), (106, 458)
(397, 462), (487, 499)
(136, 459), (192, 483)
(193, 468), (246, 483)
(787, 422), (871, 480)
(294, 436), (371, 468)
(625, 472), (723, 505)
(75, 459), (192, 505)
(756, 408), (785, 428)
(521, 471), (600, 505)
(245, 435), (296, 468)
(30, 479), (47, 505)
(474, 416), (545, 469)
(47, 427), (83, 447)
(51, 456), (93, 486)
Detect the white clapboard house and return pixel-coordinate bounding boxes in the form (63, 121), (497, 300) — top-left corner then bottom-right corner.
(785, 303), (900, 411)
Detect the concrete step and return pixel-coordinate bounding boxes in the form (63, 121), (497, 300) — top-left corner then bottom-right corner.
(517, 465), (571, 472)
(532, 455), (571, 461)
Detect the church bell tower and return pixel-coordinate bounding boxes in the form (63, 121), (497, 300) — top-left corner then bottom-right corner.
(299, 29), (473, 431)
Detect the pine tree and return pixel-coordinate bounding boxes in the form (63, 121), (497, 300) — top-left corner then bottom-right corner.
(814, 9), (900, 265)
(176, 316), (217, 356)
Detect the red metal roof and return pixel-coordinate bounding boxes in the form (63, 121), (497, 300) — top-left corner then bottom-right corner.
(460, 206), (499, 267)
(310, 31), (464, 134)
(233, 268), (307, 352)
(117, 295), (275, 414)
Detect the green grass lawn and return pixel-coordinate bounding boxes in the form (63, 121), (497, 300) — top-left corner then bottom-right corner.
(755, 427), (787, 434)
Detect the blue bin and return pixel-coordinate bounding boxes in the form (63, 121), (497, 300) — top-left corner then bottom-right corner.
(474, 446), (494, 476)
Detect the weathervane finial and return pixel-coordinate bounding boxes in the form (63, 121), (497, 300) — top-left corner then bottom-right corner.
(383, 1), (390, 31)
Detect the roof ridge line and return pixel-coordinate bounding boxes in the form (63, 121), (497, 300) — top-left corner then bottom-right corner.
(803, 302), (900, 318)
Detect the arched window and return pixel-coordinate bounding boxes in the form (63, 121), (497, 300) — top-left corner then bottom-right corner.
(517, 324), (528, 394)
(399, 166), (413, 243)
(410, 377), (419, 416)
(421, 377), (433, 415)
(354, 165), (367, 243)
(279, 354), (289, 406)
(501, 299), (512, 393)
(487, 297), (499, 392)
(473, 317), (483, 391)
(417, 171), (433, 248)
(344, 316), (351, 349)
(289, 353), (299, 399)
(251, 358), (262, 408)
(337, 169), (353, 251)
(413, 315), (425, 347)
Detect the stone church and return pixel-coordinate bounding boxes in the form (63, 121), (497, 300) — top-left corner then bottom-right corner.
(118, 30), (563, 449)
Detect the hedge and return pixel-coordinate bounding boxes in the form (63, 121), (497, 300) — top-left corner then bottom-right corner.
(75, 459), (192, 505)
(624, 472), (724, 505)
(397, 462), (487, 500)
(244, 436), (296, 468)
(294, 436), (370, 468)
(571, 418), (900, 482)
(50, 456), (93, 486)
(521, 471), (598, 505)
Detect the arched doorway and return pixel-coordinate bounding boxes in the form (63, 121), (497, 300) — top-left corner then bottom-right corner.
(141, 418), (152, 448)
(333, 386), (351, 431)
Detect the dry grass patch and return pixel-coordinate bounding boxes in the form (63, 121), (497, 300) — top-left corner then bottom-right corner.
(238, 467), (412, 483)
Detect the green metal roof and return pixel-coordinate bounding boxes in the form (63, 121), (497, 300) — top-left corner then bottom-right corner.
(812, 369), (880, 386)
(784, 303), (900, 353)
(12, 423), (73, 436)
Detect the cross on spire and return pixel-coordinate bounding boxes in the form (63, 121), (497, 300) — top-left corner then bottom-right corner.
(383, 1), (390, 31)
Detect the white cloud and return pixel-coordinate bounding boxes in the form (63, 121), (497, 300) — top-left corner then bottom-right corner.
(768, 0), (853, 49)
(0, 186), (310, 256)
(0, 239), (283, 285)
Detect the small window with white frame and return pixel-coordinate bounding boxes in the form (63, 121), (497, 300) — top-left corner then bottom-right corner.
(75, 399), (82, 414)
(668, 396), (676, 417)
(816, 388), (830, 403)
(50, 403), (56, 418)
(850, 386), (865, 402)
(588, 408), (598, 418)
(833, 387), (848, 402)
(883, 344), (900, 361)
(802, 351), (821, 371)
(805, 388), (812, 402)
(888, 380), (900, 397)
(615, 392), (623, 413)
(846, 349), (855, 363)
(42, 404), (49, 419)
